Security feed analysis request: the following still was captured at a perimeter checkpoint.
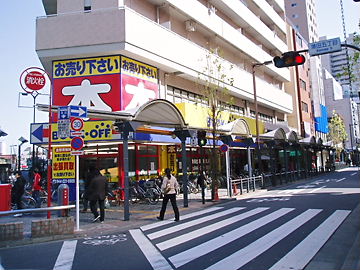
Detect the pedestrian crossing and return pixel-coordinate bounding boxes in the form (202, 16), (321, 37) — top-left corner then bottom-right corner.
(134, 206), (351, 270)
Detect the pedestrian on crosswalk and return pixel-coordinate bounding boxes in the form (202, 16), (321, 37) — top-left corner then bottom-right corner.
(157, 168), (180, 221)
(197, 171), (206, 204)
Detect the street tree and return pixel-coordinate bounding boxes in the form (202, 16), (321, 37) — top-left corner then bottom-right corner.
(198, 47), (234, 200)
(327, 111), (347, 160)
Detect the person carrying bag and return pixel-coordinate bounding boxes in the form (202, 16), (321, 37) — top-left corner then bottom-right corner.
(157, 168), (180, 221)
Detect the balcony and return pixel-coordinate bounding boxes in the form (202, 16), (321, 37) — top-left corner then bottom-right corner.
(36, 6), (292, 113)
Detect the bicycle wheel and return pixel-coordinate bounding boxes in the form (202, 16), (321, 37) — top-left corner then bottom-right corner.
(22, 196), (36, 208)
(147, 188), (159, 205)
(129, 188), (139, 204)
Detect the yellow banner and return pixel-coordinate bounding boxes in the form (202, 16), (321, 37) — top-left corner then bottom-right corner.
(52, 147), (75, 179)
(121, 56), (158, 83)
(175, 102), (264, 135)
(52, 120), (113, 142)
(53, 56), (121, 78)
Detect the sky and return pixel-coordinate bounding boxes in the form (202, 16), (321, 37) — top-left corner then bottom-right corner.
(0, 0), (359, 155)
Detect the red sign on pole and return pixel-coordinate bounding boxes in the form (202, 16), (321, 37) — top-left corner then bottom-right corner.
(70, 117), (84, 131)
(220, 144), (229, 152)
(24, 71), (46, 91)
(19, 67), (49, 93)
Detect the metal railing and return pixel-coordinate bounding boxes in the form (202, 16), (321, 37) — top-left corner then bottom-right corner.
(230, 175), (263, 196)
(0, 205), (75, 217)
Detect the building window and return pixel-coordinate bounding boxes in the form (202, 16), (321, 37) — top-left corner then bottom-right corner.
(291, 3), (297, 7)
(292, 14), (299, 19)
(301, 102), (309, 113)
(300, 79), (307, 91)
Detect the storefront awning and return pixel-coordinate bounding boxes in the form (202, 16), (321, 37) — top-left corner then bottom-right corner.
(37, 99), (188, 129)
(260, 128), (287, 141)
(286, 131), (299, 143)
(218, 118), (251, 136)
(299, 136), (316, 145)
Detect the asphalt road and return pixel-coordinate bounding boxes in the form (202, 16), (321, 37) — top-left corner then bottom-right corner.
(0, 167), (359, 270)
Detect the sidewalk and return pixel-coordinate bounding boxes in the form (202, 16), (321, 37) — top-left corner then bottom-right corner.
(0, 188), (239, 247)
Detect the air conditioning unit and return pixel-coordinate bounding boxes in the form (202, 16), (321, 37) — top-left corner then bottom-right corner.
(185, 20), (196, 32)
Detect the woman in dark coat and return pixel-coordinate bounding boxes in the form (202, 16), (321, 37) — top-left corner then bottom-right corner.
(12, 171), (26, 210)
(87, 167), (108, 223)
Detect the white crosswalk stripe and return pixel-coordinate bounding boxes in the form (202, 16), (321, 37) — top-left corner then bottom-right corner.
(269, 210), (350, 270)
(205, 209), (323, 270)
(53, 240), (77, 270)
(169, 207), (293, 267)
(140, 207), (223, 231)
(157, 207), (268, 251)
(148, 207), (244, 240)
(137, 206), (351, 270)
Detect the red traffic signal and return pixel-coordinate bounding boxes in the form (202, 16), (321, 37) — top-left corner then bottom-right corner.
(273, 51), (306, 68)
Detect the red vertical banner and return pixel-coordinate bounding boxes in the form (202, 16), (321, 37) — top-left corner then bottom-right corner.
(120, 56), (159, 111)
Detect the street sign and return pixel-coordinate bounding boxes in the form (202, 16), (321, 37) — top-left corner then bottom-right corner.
(71, 136), (84, 151)
(19, 67), (49, 93)
(69, 105), (87, 118)
(70, 117), (84, 131)
(220, 144), (229, 152)
(71, 150), (84, 156)
(24, 71), (46, 91)
(58, 119), (71, 139)
(58, 106), (70, 120)
(309, 38), (341, 56)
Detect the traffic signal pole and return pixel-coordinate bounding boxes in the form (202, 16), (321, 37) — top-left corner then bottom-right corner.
(252, 60), (272, 175)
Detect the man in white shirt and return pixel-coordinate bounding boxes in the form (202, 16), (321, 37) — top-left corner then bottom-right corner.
(157, 168), (180, 221)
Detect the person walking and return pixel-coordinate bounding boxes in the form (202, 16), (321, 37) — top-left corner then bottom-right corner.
(81, 168), (93, 212)
(87, 167), (108, 223)
(197, 171), (206, 204)
(32, 168), (42, 208)
(12, 171), (26, 215)
(157, 168), (180, 221)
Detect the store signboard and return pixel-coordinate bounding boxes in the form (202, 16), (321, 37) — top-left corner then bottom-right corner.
(52, 55), (159, 120)
(52, 146), (76, 201)
(52, 56), (121, 120)
(120, 56), (159, 110)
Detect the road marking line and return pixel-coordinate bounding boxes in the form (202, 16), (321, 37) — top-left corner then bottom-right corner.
(169, 208), (294, 268)
(269, 210), (351, 270)
(130, 229), (173, 270)
(157, 207), (268, 251)
(148, 207), (244, 240)
(205, 209), (322, 270)
(140, 207), (223, 231)
(308, 185), (326, 193)
(336, 177), (346, 182)
(351, 172), (357, 176)
(53, 240), (77, 270)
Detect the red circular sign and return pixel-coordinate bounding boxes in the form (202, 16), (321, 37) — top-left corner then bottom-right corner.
(24, 71), (46, 91)
(71, 137), (84, 151)
(71, 118), (84, 131)
(220, 144), (229, 152)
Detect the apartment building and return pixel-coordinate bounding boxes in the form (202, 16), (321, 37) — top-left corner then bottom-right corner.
(36, 0), (296, 181)
(321, 33), (360, 99)
(285, 25), (314, 138)
(285, 0), (328, 142)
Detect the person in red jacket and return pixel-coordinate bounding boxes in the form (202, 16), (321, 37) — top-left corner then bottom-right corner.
(32, 168), (42, 208)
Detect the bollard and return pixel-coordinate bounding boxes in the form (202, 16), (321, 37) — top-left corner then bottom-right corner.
(57, 184), (69, 217)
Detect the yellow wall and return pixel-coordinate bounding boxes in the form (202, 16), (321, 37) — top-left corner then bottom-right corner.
(175, 102), (264, 135)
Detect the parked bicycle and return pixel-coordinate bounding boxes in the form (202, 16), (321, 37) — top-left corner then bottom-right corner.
(129, 180), (160, 204)
(11, 190), (36, 210)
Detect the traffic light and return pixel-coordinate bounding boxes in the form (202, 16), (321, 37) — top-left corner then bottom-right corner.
(197, 130), (207, 147)
(273, 51), (306, 68)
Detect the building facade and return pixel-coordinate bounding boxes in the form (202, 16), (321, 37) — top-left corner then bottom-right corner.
(35, 0), (329, 191)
